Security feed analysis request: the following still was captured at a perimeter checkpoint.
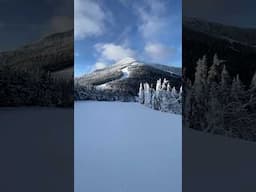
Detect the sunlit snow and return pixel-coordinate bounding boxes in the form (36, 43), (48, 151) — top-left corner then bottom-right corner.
(75, 101), (181, 192)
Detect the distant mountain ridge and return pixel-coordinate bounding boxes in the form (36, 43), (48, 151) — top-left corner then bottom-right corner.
(0, 30), (74, 106)
(183, 17), (256, 85)
(184, 17), (256, 46)
(0, 30), (73, 79)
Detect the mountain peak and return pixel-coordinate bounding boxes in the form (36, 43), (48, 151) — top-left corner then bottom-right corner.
(115, 57), (137, 66)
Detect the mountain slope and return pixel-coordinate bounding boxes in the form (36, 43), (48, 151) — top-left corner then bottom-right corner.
(0, 30), (73, 106)
(183, 17), (256, 85)
(184, 17), (256, 46)
(0, 30), (74, 79)
(75, 58), (181, 101)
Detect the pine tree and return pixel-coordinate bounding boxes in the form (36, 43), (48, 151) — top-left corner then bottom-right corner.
(144, 83), (152, 107)
(247, 71), (256, 114)
(161, 78), (168, 90)
(220, 65), (231, 102)
(138, 83), (144, 104)
(192, 56), (208, 130)
(167, 83), (171, 92)
(151, 89), (158, 110)
(171, 87), (178, 98)
(156, 78), (162, 96)
(207, 54), (220, 84)
(205, 78), (224, 134)
(225, 75), (248, 138)
(137, 78), (181, 114)
(178, 86), (182, 102)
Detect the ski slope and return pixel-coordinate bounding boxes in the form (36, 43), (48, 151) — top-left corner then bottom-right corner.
(75, 101), (181, 192)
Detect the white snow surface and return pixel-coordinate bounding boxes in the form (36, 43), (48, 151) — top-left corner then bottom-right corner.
(0, 107), (73, 191)
(95, 66), (130, 89)
(75, 101), (181, 192)
(120, 67), (130, 79)
(184, 128), (256, 192)
(95, 82), (109, 89)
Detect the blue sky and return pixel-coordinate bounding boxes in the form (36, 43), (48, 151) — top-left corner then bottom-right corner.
(75, 0), (181, 77)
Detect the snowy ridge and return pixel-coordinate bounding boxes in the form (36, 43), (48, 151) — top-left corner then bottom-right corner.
(75, 57), (181, 102)
(113, 57), (136, 66)
(184, 17), (256, 47)
(99, 57), (181, 76)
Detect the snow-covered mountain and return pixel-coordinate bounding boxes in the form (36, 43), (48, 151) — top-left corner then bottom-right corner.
(0, 30), (73, 106)
(75, 57), (181, 101)
(184, 17), (256, 46)
(0, 30), (73, 79)
(183, 17), (256, 85)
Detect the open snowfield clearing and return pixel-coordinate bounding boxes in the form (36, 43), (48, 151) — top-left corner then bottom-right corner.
(75, 101), (181, 192)
(0, 107), (73, 192)
(183, 128), (256, 192)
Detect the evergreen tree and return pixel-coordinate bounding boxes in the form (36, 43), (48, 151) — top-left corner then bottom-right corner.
(171, 87), (178, 98)
(138, 83), (144, 104)
(192, 56), (208, 130)
(207, 54), (220, 84)
(137, 78), (182, 114)
(144, 83), (152, 107)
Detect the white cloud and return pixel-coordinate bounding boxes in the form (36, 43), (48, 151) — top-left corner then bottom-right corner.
(93, 62), (107, 70)
(137, 0), (168, 40)
(95, 43), (136, 62)
(144, 43), (176, 61)
(75, 0), (106, 40)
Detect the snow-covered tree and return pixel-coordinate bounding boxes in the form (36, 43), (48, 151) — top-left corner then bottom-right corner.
(138, 83), (144, 104)
(137, 78), (182, 114)
(207, 54), (220, 84)
(192, 56), (208, 129)
(178, 86), (182, 101)
(156, 79), (162, 96)
(144, 83), (152, 107)
(194, 56), (208, 99)
(171, 87), (178, 98)
(220, 65), (231, 104)
(184, 54), (256, 141)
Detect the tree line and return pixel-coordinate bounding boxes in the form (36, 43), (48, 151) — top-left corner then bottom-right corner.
(138, 78), (182, 114)
(184, 54), (256, 141)
(0, 65), (73, 107)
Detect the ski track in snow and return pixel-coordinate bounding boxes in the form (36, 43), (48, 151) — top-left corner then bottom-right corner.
(96, 83), (109, 89)
(75, 101), (181, 192)
(96, 67), (130, 89)
(120, 67), (130, 80)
